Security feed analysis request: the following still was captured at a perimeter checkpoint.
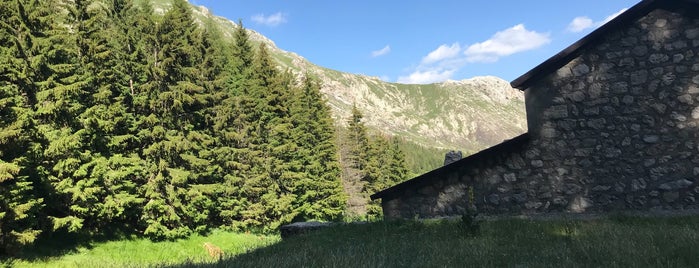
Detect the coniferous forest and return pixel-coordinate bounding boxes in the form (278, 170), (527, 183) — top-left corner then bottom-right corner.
(0, 0), (411, 254)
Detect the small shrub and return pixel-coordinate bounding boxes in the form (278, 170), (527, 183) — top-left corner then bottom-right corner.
(459, 209), (480, 237)
(562, 218), (576, 239)
(459, 187), (480, 236)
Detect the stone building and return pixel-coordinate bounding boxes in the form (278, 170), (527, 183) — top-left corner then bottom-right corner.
(371, 0), (699, 219)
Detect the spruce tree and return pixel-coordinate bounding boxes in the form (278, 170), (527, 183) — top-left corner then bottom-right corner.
(38, 0), (144, 233)
(215, 21), (256, 230)
(24, 0), (90, 233)
(239, 43), (296, 231)
(290, 76), (346, 221)
(0, 0), (45, 254)
(138, 0), (214, 239)
(343, 107), (409, 219)
(363, 136), (409, 219)
(347, 105), (370, 171)
(362, 135), (389, 219)
(339, 105), (372, 217)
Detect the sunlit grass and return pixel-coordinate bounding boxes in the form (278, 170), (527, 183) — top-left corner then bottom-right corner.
(4, 230), (279, 268)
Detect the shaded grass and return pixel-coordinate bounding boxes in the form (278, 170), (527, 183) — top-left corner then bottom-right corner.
(3, 230), (278, 268)
(182, 215), (699, 268)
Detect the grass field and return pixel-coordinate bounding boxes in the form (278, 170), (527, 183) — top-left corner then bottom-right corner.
(4, 215), (699, 267)
(2, 230), (278, 268)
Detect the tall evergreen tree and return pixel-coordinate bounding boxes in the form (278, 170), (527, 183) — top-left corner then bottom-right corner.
(23, 0), (90, 233)
(37, 0), (144, 233)
(342, 107), (409, 219)
(137, 0), (214, 239)
(347, 105), (370, 171)
(387, 139), (410, 186)
(0, 0), (45, 254)
(215, 21), (256, 230)
(237, 43), (296, 231)
(290, 76), (346, 221)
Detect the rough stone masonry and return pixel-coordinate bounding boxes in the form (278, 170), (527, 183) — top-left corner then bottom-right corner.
(374, 1), (699, 219)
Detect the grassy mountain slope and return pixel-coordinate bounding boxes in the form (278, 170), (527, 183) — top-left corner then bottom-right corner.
(156, 1), (526, 157)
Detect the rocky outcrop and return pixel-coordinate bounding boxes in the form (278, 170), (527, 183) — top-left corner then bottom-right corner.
(187, 2), (527, 152)
(280, 222), (333, 239)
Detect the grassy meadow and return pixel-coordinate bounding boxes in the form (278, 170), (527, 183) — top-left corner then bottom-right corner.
(3, 215), (699, 267)
(2, 230), (278, 268)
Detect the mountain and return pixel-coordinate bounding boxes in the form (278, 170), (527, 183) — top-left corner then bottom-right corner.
(188, 3), (527, 153)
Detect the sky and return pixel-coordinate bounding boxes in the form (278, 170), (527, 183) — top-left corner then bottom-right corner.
(189, 0), (640, 84)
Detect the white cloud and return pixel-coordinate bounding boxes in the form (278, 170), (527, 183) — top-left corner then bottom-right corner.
(422, 43), (461, 64)
(397, 69), (455, 84)
(567, 16), (594, 33)
(395, 43), (465, 84)
(397, 24), (549, 84)
(566, 8), (628, 33)
(464, 24), (551, 63)
(371, 45), (391, 57)
(251, 12), (287, 27)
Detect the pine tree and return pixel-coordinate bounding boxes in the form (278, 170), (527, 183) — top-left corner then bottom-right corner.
(290, 76), (346, 221)
(338, 105), (372, 217)
(20, 0), (90, 233)
(215, 21), (256, 230)
(363, 136), (410, 219)
(347, 105), (370, 171)
(342, 107), (409, 219)
(0, 0), (45, 254)
(387, 139), (410, 186)
(137, 0), (215, 239)
(237, 43), (296, 231)
(362, 135), (390, 219)
(36, 0), (144, 233)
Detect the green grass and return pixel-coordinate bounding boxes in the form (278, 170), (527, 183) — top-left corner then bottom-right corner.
(5, 216), (699, 267)
(201, 215), (698, 268)
(3, 230), (279, 268)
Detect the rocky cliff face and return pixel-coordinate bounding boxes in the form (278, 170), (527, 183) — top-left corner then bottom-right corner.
(191, 4), (527, 152)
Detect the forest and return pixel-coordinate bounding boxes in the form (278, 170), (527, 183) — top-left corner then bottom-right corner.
(0, 0), (413, 254)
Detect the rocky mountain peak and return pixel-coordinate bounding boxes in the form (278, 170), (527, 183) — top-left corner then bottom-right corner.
(188, 3), (527, 152)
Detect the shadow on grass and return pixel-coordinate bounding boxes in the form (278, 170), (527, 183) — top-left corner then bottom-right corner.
(161, 219), (476, 268)
(163, 215), (699, 268)
(3, 224), (145, 263)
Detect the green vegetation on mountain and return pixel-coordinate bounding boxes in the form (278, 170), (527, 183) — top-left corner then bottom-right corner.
(157, 0), (527, 154)
(338, 106), (410, 219)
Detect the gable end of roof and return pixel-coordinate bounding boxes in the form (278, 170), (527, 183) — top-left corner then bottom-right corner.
(510, 0), (666, 89)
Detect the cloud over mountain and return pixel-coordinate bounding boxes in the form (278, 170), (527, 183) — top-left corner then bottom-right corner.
(421, 43), (461, 64)
(371, 45), (391, 57)
(464, 24), (550, 63)
(566, 8), (628, 33)
(399, 24), (549, 84)
(251, 12), (287, 27)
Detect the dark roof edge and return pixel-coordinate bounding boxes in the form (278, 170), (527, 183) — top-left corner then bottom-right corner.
(370, 133), (530, 200)
(510, 0), (659, 89)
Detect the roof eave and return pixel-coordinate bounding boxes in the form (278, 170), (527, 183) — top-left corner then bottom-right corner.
(371, 133), (530, 201)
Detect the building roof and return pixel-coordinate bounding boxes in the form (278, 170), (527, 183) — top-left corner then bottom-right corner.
(511, 0), (699, 89)
(370, 133), (530, 200)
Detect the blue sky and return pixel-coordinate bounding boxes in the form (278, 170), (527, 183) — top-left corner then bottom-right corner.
(189, 0), (639, 84)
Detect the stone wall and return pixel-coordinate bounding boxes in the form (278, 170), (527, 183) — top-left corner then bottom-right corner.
(380, 4), (699, 219)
